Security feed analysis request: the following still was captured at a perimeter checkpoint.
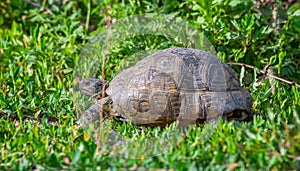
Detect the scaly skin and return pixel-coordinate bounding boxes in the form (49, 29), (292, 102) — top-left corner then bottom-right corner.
(76, 97), (111, 126)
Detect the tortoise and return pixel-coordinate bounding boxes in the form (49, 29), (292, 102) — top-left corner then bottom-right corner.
(77, 47), (260, 128)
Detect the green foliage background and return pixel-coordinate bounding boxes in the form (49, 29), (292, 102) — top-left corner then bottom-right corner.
(0, 0), (299, 170)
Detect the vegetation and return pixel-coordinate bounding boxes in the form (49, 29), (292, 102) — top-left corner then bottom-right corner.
(0, 0), (299, 170)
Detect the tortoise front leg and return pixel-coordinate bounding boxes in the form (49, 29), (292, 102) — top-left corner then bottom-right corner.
(77, 97), (112, 126)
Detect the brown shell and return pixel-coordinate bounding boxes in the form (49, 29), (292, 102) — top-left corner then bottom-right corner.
(106, 48), (252, 127)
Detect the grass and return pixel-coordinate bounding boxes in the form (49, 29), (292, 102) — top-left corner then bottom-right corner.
(0, 0), (300, 170)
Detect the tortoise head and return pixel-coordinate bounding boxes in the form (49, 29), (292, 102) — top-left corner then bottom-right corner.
(79, 78), (109, 99)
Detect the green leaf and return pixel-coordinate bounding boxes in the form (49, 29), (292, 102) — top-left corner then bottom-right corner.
(287, 4), (300, 15)
(228, 0), (243, 7)
(239, 66), (245, 86)
(278, 51), (286, 74)
(292, 9), (300, 16)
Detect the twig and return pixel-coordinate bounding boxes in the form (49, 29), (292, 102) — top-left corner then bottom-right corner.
(95, 35), (112, 154)
(227, 62), (300, 88)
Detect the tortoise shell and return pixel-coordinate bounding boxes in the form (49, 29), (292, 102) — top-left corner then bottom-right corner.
(105, 48), (252, 127)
